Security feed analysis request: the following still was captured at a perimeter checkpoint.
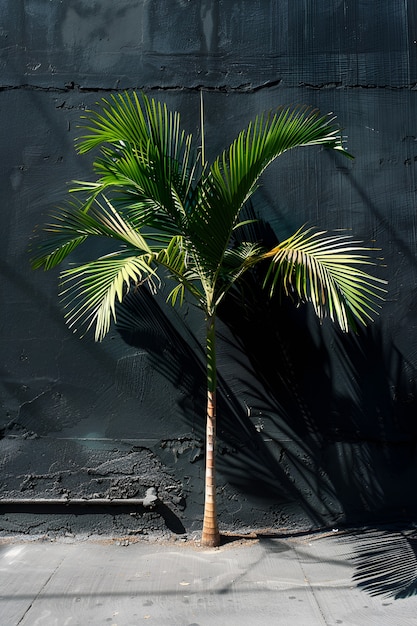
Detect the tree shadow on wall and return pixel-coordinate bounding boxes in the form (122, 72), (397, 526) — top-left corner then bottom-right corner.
(114, 203), (417, 594)
(217, 270), (417, 600)
(116, 266), (417, 531)
(217, 267), (417, 526)
(116, 286), (305, 513)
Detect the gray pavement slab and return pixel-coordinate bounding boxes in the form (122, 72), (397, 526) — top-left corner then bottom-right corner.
(0, 531), (416, 625)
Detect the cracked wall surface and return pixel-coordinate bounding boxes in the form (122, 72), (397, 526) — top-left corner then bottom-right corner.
(1, 0), (417, 537)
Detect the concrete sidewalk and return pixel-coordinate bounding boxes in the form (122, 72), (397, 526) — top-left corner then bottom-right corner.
(1, 530), (416, 625)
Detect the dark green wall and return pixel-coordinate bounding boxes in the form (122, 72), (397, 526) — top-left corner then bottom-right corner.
(1, 0), (417, 537)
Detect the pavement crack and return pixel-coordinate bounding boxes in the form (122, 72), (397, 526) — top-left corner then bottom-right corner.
(16, 551), (67, 625)
(294, 550), (330, 626)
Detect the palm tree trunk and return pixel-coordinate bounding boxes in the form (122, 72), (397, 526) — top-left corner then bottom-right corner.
(201, 314), (221, 547)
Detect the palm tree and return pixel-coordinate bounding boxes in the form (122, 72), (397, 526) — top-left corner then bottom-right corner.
(31, 92), (385, 547)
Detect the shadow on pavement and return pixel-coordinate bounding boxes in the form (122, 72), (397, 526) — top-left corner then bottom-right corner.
(339, 525), (417, 599)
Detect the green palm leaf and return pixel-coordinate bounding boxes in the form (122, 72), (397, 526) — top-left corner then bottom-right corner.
(152, 235), (205, 305)
(76, 92), (190, 158)
(30, 196), (152, 272)
(262, 226), (386, 332)
(75, 92), (195, 226)
(60, 252), (158, 341)
(30, 231), (87, 271)
(186, 106), (351, 303)
(213, 242), (264, 306)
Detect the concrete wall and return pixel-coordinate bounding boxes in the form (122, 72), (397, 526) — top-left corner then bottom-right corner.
(1, 0), (417, 537)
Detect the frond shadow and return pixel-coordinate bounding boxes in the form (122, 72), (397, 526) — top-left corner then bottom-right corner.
(216, 209), (417, 528)
(218, 267), (417, 521)
(339, 525), (417, 599)
(116, 285), (313, 513)
(115, 207), (417, 531)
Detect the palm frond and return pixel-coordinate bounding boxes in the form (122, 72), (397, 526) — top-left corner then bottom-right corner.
(30, 197), (154, 273)
(187, 106), (351, 298)
(213, 242), (264, 305)
(262, 227), (386, 332)
(212, 106), (348, 206)
(30, 231), (87, 271)
(31, 93), (384, 343)
(76, 92), (187, 157)
(59, 231), (206, 341)
(75, 92), (196, 225)
(152, 235), (205, 306)
(91, 142), (191, 222)
(60, 251), (158, 341)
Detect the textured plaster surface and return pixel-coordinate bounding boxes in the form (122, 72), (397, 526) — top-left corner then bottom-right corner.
(1, 1), (417, 537)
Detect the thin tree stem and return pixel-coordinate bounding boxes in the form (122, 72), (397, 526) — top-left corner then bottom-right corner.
(201, 314), (220, 547)
(200, 90), (206, 167)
